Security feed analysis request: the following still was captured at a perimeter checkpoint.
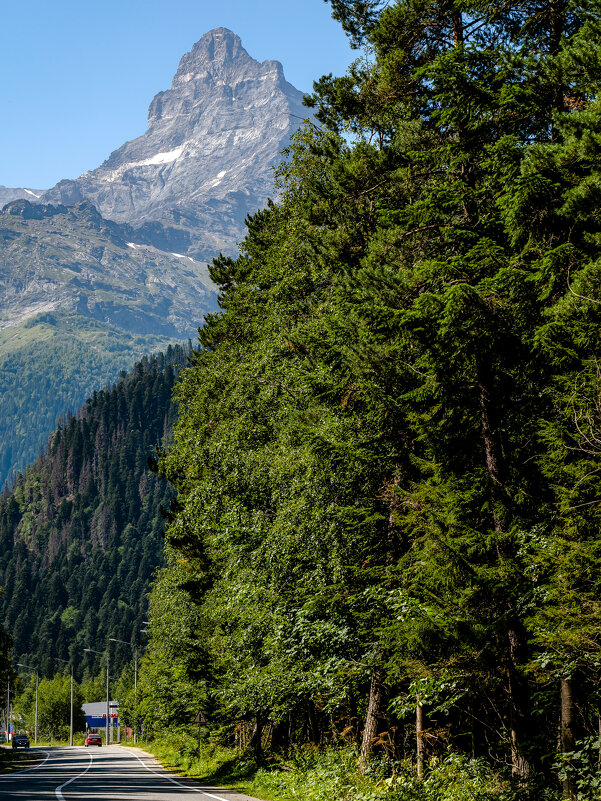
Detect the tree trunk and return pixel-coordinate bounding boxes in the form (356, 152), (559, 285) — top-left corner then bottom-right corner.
(476, 364), (506, 518)
(307, 700), (321, 745)
(270, 719), (289, 752)
(451, 9), (464, 46)
(416, 696), (425, 779)
(548, 0), (566, 59)
(248, 713), (264, 763)
(549, 0), (567, 137)
(359, 669), (387, 772)
(348, 693), (362, 748)
(560, 678), (577, 800)
(477, 360), (532, 783)
(507, 625), (532, 783)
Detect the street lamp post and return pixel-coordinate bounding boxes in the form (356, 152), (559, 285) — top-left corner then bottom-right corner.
(134, 645), (138, 744)
(139, 622), (150, 745)
(57, 659), (74, 747)
(109, 637), (138, 744)
(84, 647), (109, 746)
(5, 680), (9, 743)
(16, 664), (38, 745)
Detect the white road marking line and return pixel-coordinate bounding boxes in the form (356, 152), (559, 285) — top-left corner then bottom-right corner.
(0, 750), (51, 776)
(55, 749), (93, 800)
(124, 749), (233, 800)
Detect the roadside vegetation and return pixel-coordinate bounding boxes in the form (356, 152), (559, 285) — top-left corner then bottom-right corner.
(0, 746), (42, 773)
(142, 734), (510, 801)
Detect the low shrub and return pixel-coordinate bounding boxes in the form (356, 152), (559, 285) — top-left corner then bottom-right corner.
(142, 735), (519, 801)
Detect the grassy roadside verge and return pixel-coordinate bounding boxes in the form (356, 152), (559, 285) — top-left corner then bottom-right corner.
(0, 745), (46, 773)
(128, 739), (283, 800)
(130, 735), (512, 801)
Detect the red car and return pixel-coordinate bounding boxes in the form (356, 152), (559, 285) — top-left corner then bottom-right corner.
(85, 733), (102, 747)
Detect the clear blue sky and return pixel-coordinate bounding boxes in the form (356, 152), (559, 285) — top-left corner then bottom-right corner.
(1, 0), (355, 189)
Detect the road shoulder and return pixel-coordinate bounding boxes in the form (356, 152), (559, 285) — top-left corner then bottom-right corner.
(118, 745), (268, 801)
(0, 745), (48, 773)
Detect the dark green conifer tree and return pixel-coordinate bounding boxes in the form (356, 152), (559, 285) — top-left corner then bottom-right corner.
(150, 1), (601, 794)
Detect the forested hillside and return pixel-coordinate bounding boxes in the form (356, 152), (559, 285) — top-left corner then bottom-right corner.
(138, 1), (601, 798)
(0, 344), (189, 678)
(0, 315), (173, 488)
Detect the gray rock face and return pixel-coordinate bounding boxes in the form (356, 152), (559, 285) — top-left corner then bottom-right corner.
(0, 199), (217, 339)
(0, 186), (44, 207)
(42, 28), (310, 260)
(0, 195), (218, 489)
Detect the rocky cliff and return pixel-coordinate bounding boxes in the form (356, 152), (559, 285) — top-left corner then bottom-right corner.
(0, 186), (44, 207)
(42, 28), (310, 260)
(0, 198), (216, 338)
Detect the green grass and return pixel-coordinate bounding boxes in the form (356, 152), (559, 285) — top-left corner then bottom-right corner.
(136, 732), (514, 801)
(0, 314), (172, 358)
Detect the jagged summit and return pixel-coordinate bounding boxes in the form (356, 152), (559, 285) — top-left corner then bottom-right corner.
(175, 27), (285, 79)
(41, 28), (311, 261)
(145, 27), (290, 137)
(173, 28), (258, 79)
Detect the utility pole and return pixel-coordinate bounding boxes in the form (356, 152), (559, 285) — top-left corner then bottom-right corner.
(134, 645), (138, 744)
(109, 636), (142, 744)
(5, 680), (9, 743)
(106, 647), (110, 745)
(139, 621), (150, 744)
(17, 664), (38, 745)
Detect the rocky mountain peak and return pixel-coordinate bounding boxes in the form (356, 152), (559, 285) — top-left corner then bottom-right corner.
(173, 27), (285, 81)
(40, 29), (310, 261)
(175, 28), (249, 76)
(148, 28), (287, 126)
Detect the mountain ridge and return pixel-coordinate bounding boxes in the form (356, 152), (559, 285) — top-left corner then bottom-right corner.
(0, 186), (44, 207)
(41, 28), (310, 260)
(0, 198), (215, 338)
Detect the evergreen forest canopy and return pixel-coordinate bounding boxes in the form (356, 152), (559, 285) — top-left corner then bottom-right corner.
(143, 0), (601, 797)
(0, 344), (189, 680)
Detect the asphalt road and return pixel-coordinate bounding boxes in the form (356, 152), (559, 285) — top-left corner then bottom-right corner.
(0, 745), (263, 801)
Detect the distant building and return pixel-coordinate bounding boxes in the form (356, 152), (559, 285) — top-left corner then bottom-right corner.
(82, 701), (119, 729)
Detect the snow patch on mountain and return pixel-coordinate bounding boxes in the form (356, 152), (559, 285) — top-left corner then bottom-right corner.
(139, 147), (184, 167)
